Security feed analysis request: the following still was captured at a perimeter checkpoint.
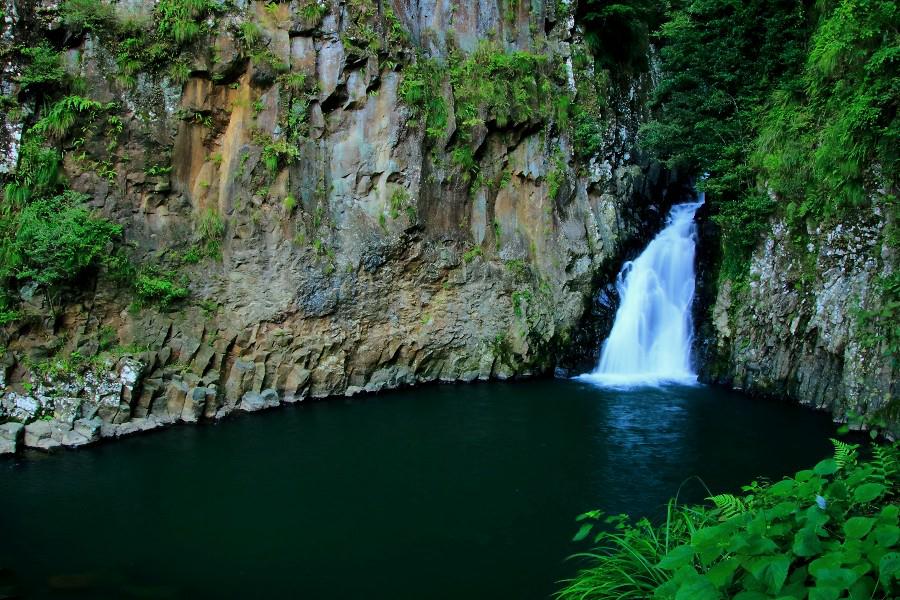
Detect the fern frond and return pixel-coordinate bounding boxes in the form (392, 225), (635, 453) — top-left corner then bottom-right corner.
(831, 438), (859, 469)
(707, 494), (745, 519)
(871, 443), (900, 491)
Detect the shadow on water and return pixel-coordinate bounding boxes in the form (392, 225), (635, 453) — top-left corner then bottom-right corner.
(0, 379), (838, 599)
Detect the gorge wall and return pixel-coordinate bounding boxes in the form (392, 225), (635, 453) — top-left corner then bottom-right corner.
(0, 0), (686, 452)
(696, 198), (899, 439)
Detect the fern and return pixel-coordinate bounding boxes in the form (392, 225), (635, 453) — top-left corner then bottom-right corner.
(871, 443), (900, 491)
(707, 494), (745, 519)
(30, 96), (106, 140)
(831, 438), (859, 470)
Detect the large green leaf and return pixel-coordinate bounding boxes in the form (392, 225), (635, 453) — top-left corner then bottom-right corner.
(706, 557), (739, 588)
(879, 552), (900, 587)
(675, 576), (719, 600)
(844, 517), (876, 540)
(853, 483), (886, 504)
(814, 459), (839, 475)
(572, 523), (593, 542)
(808, 585), (841, 600)
(874, 524), (900, 547)
(658, 545), (695, 570)
(794, 526), (824, 557)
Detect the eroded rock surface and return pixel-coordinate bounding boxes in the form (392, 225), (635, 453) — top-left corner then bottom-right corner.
(0, 0), (684, 451)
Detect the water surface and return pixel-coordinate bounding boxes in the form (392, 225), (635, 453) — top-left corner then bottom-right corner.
(0, 380), (837, 599)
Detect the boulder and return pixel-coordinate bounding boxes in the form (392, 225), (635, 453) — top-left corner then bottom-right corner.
(0, 422), (24, 454)
(24, 420), (61, 450)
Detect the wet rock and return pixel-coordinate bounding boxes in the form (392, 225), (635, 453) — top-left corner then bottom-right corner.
(239, 391), (265, 412)
(24, 420), (60, 450)
(73, 417), (102, 444)
(0, 422), (24, 455)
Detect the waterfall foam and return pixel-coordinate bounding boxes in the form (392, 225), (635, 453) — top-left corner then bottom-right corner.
(578, 197), (704, 387)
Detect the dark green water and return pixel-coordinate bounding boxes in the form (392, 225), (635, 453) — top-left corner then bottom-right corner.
(1, 380), (838, 599)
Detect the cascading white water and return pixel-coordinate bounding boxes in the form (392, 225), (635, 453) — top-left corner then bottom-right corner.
(579, 196), (704, 386)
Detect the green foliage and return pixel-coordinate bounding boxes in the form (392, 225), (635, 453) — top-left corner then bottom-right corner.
(399, 57), (448, 140)
(559, 442), (900, 600)
(400, 42), (563, 179)
(259, 136), (300, 173)
(5, 191), (121, 289)
(299, 0), (328, 24)
(60, 0), (118, 33)
(195, 207), (225, 258)
(640, 0), (811, 280)
(3, 138), (62, 210)
(60, 0), (222, 88)
(755, 0), (899, 219)
(512, 289), (532, 318)
(389, 188), (412, 220)
(547, 152), (567, 201)
(239, 21), (262, 49)
(135, 266), (189, 309)
(29, 95), (106, 140)
(449, 42), (550, 139)
(17, 44), (68, 93)
(641, 0), (897, 281)
(156, 0), (217, 45)
(462, 245), (483, 263)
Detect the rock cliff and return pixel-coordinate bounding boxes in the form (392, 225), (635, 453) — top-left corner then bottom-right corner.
(0, 0), (685, 452)
(696, 197), (899, 438)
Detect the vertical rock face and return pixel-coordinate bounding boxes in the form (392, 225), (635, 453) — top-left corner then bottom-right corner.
(0, 0), (684, 450)
(697, 201), (898, 437)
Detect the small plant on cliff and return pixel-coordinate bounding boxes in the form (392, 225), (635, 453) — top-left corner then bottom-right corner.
(239, 21), (263, 49)
(60, 0), (118, 34)
(546, 151), (567, 201)
(134, 266), (190, 309)
(282, 195), (297, 215)
(196, 207), (225, 258)
(559, 440), (900, 600)
(259, 137), (301, 173)
(463, 246), (483, 263)
(299, 0), (328, 24)
(155, 0), (218, 45)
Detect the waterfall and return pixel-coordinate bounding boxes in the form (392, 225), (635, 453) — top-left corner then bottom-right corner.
(579, 196), (704, 386)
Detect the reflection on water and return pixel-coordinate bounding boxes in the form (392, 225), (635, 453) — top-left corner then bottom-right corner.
(1, 380), (837, 599)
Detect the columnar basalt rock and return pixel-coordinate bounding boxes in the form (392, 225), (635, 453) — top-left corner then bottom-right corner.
(0, 0), (683, 452)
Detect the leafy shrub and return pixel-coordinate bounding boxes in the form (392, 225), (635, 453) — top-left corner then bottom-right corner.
(3, 138), (63, 209)
(754, 0), (898, 219)
(135, 267), (189, 308)
(9, 191), (121, 290)
(559, 440), (900, 600)
(60, 0), (118, 33)
(17, 44), (68, 93)
(399, 57), (449, 140)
